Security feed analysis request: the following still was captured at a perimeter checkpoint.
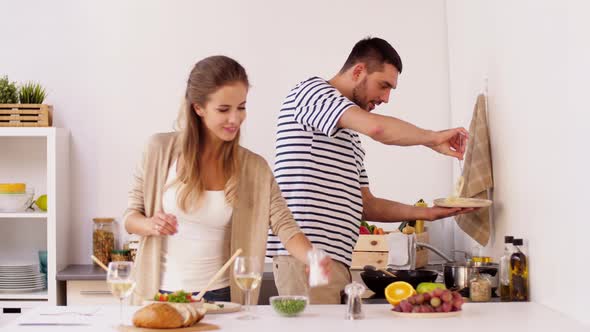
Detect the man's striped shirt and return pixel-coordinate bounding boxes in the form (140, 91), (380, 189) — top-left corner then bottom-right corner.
(266, 77), (369, 266)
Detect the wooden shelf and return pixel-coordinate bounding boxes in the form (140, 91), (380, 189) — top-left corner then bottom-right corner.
(0, 212), (48, 218)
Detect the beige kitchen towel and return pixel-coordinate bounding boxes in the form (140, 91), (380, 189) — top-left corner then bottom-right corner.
(455, 94), (494, 246)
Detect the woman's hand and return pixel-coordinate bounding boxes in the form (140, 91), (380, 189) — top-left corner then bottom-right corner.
(148, 211), (178, 236)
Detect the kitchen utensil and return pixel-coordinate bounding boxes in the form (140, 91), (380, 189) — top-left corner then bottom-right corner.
(360, 269), (438, 296)
(195, 248), (243, 302)
(363, 265), (396, 277)
(443, 262), (499, 296)
(91, 255), (109, 271)
(344, 282), (365, 320)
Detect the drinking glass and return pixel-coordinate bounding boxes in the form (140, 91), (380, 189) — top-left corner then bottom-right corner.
(106, 261), (135, 326)
(233, 256), (261, 320)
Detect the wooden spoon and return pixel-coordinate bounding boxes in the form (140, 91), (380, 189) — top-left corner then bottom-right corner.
(194, 248), (243, 302)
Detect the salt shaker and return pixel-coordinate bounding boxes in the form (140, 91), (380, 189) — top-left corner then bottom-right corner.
(344, 282), (366, 320)
(308, 248), (329, 287)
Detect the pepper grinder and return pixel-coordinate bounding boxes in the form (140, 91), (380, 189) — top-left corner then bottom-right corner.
(344, 281), (366, 320)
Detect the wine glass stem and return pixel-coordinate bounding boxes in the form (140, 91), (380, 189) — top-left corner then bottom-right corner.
(245, 290), (251, 315)
(119, 298), (123, 326)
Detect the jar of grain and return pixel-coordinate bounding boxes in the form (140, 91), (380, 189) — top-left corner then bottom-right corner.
(92, 218), (117, 266)
(110, 249), (130, 262)
(469, 269), (492, 302)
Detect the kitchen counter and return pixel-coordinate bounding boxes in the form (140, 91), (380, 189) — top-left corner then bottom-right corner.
(3, 302), (587, 331)
(57, 263), (275, 280)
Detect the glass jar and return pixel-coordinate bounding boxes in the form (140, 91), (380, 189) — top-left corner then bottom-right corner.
(92, 218), (117, 266)
(111, 249), (130, 262)
(469, 269), (492, 302)
(123, 239), (140, 262)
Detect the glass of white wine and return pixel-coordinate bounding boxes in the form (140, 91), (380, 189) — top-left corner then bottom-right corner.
(106, 261), (136, 326)
(233, 256), (261, 320)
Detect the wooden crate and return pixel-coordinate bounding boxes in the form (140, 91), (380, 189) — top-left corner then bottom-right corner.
(0, 104), (53, 127)
(351, 231), (430, 270)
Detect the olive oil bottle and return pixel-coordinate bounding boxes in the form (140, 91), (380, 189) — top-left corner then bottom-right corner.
(509, 238), (528, 301)
(499, 236), (514, 301)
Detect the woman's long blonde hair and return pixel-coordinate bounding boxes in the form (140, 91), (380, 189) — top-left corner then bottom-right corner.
(172, 56), (249, 212)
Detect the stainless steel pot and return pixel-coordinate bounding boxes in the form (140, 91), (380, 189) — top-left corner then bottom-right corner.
(443, 262), (499, 292)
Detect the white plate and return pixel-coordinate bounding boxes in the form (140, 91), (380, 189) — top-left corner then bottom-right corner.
(203, 301), (241, 314)
(391, 310), (462, 318)
(0, 266), (38, 270)
(0, 285), (45, 293)
(0, 274), (40, 278)
(0, 279), (45, 285)
(433, 198), (492, 208)
(0, 279), (45, 284)
(0, 272), (41, 277)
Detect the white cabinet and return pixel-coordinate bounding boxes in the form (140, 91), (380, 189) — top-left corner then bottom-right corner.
(66, 280), (119, 306)
(0, 128), (71, 307)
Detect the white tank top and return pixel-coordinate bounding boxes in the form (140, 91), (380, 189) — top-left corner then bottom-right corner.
(160, 161), (233, 292)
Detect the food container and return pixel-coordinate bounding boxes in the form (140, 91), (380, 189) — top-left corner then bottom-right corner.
(0, 191), (34, 212)
(469, 270), (492, 302)
(124, 238), (140, 262)
(443, 262), (499, 296)
(111, 249), (131, 262)
(270, 296), (308, 317)
(92, 218), (117, 266)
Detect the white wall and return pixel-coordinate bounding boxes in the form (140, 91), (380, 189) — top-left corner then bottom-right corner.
(446, 0), (590, 325)
(1, 1), (455, 263)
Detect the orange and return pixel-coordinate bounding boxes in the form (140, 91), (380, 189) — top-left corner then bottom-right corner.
(385, 281), (416, 306)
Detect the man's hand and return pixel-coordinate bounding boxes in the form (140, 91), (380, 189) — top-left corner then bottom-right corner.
(424, 206), (478, 221)
(427, 128), (469, 160)
(305, 256), (333, 280)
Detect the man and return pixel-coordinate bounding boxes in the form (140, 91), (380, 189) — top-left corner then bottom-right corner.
(266, 37), (474, 304)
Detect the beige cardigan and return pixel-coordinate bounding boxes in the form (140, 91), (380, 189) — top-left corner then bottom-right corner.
(124, 132), (302, 305)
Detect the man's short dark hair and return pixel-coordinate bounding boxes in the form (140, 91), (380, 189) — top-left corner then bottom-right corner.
(340, 37), (403, 74)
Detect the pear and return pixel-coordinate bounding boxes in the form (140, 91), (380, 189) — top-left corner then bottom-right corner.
(35, 194), (47, 211)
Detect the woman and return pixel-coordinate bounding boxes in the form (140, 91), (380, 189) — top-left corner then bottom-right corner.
(124, 56), (328, 305)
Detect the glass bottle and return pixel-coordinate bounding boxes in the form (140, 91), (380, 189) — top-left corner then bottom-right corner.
(469, 268), (492, 302)
(509, 239), (528, 301)
(93, 218), (117, 266)
(499, 236), (514, 301)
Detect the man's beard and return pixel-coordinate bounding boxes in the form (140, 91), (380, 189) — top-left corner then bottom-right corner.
(351, 77), (370, 110)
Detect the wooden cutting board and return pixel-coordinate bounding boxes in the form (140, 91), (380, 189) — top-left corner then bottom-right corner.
(118, 322), (219, 332)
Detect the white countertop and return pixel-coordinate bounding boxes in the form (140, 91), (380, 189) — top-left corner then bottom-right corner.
(3, 302), (588, 331)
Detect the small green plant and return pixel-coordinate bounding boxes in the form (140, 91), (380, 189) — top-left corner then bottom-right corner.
(0, 75), (18, 103)
(18, 82), (46, 104)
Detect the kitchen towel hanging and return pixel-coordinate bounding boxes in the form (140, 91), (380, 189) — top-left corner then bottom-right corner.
(455, 94), (494, 246)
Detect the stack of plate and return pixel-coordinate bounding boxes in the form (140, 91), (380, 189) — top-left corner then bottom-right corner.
(0, 262), (46, 293)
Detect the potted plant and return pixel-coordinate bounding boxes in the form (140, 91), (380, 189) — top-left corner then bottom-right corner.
(0, 76), (52, 127)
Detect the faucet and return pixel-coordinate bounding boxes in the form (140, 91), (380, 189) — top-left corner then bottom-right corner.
(415, 242), (455, 263)
(451, 250), (472, 262)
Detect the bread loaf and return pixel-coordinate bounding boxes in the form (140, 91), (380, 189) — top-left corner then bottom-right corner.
(132, 303), (205, 329)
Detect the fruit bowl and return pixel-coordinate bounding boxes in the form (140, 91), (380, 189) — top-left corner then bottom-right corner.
(0, 192), (34, 212)
(270, 296), (308, 317)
